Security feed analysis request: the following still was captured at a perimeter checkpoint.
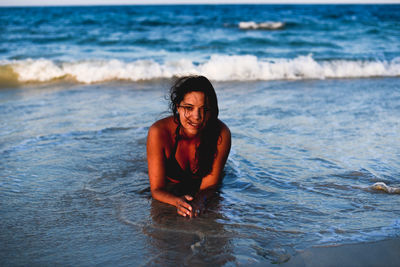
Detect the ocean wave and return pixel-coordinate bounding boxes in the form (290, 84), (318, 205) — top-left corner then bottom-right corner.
(239, 21), (285, 30)
(370, 182), (400, 194)
(1, 55), (400, 84)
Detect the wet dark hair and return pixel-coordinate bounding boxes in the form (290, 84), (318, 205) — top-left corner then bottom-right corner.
(169, 75), (221, 177)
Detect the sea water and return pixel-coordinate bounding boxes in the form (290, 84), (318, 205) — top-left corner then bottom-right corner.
(1, 4), (400, 266)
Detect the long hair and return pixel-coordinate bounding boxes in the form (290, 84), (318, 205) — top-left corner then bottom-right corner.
(169, 75), (221, 177)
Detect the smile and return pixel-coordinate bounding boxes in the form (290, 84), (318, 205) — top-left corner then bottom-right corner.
(187, 120), (201, 128)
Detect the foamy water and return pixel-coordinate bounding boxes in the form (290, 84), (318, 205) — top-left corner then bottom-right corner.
(1, 4), (400, 266)
(1, 78), (400, 265)
(370, 182), (400, 194)
(2, 55), (400, 84)
(239, 21), (285, 30)
(1, 5), (400, 85)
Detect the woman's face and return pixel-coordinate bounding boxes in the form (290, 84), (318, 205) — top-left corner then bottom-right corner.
(177, 91), (210, 136)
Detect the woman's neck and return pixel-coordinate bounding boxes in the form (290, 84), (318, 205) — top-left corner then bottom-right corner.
(179, 126), (201, 142)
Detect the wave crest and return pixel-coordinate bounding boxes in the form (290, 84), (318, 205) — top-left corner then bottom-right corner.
(371, 182), (400, 194)
(1, 55), (400, 84)
(239, 21), (285, 30)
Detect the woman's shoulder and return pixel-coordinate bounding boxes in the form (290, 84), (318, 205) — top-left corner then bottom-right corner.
(217, 119), (231, 138)
(148, 116), (177, 139)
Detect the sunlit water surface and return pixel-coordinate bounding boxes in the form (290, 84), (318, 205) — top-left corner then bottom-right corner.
(1, 78), (400, 265)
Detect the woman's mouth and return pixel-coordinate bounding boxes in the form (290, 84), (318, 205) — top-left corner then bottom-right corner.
(187, 120), (201, 128)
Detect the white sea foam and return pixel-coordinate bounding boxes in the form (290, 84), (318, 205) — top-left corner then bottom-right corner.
(11, 58), (65, 82)
(2, 55), (400, 84)
(370, 182), (400, 194)
(239, 21), (285, 30)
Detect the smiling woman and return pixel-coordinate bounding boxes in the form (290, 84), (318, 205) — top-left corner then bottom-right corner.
(146, 75), (231, 218)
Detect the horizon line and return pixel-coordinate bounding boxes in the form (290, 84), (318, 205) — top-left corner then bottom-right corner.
(1, 3), (399, 7)
(1, 1), (399, 7)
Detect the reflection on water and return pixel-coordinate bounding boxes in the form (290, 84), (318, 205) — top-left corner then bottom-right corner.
(145, 198), (234, 266)
(1, 78), (400, 265)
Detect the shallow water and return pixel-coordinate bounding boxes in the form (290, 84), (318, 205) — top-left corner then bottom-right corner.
(1, 78), (400, 265)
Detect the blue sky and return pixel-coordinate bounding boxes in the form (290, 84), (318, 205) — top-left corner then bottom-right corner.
(1, 0), (398, 6)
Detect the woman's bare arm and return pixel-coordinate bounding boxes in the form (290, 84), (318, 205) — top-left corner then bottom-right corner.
(147, 122), (194, 217)
(199, 121), (231, 190)
(191, 122), (231, 214)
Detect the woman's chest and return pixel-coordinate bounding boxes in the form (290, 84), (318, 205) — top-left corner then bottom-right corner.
(174, 140), (199, 172)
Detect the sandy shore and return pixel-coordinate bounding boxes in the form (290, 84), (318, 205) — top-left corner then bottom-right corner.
(283, 238), (400, 267)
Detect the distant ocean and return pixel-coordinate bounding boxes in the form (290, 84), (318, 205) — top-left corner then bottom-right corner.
(1, 4), (400, 84)
(1, 4), (400, 266)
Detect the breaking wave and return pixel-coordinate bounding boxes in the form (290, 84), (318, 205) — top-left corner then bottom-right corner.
(370, 182), (400, 194)
(239, 21), (285, 30)
(1, 55), (400, 84)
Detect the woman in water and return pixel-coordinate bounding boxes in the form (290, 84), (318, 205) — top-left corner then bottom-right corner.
(147, 75), (231, 218)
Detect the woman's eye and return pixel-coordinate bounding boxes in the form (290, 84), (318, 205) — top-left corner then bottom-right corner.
(185, 107), (193, 111)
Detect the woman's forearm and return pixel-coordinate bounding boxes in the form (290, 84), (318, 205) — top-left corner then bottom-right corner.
(152, 188), (195, 217)
(151, 188), (181, 207)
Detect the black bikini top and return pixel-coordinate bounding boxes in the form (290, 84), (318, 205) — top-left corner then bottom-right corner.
(165, 125), (195, 182)
(164, 125), (203, 196)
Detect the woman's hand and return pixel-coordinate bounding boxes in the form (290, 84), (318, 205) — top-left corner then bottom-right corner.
(176, 195), (194, 217)
(176, 195), (208, 218)
(190, 196), (206, 217)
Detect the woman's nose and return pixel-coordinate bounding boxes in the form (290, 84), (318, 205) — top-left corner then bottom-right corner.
(193, 108), (202, 120)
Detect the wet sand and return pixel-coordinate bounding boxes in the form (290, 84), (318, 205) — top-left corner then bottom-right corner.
(284, 238), (400, 267)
